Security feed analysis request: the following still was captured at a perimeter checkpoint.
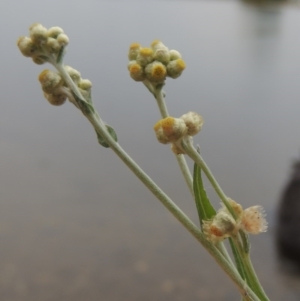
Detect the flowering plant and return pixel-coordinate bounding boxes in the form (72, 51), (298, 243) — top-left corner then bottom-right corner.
(17, 23), (269, 301)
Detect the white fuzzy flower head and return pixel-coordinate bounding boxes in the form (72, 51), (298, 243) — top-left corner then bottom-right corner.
(17, 36), (39, 57)
(57, 33), (69, 46)
(46, 37), (61, 52)
(223, 199), (243, 217)
(17, 24), (69, 64)
(180, 112), (204, 136)
(29, 23), (48, 44)
(47, 26), (64, 38)
(167, 59), (186, 79)
(127, 40), (186, 82)
(153, 48), (170, 65)
(32, 55), (48, 65)
(154, 117), (187, 144)
(239, 206), (268, 234)
(150, 40), (169, 52)
(65, 66), (81, 85)
(169, 50), (182, 61)
(78, 79), (92, 90)
(128, 43), (141, 60)
(44, 92), (67, 106)
(38, 69), (63, 94)
(136, 47), (154, 67)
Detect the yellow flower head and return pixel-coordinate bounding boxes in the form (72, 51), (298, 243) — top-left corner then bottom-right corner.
(145, 61), (166, 83)
(154, 117), (187, 144)
(136, 47), (154, 66)
(128, 42), (141, 60)
(128, 62), (145, 81)
(151, 40), (168, 52)
(167, 59), (186, 79)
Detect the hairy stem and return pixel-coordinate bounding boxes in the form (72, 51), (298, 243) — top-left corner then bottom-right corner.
(152, 84), (194, 196)
(54, 62), (262, 301)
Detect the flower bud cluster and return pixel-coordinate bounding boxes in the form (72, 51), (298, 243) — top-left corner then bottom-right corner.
(127, 40), (186, 83)
(203, 199), (268, 243)
(153, 112), (203, 148)
(17, 23), (69, 64)
(38, 66), (92, 106)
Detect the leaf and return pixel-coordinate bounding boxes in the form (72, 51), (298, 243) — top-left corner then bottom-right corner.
(96, 125), (118, 148)
(193, 163), (216, 228)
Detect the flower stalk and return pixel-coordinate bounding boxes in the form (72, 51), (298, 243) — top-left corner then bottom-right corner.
(17, 24), (270, 301)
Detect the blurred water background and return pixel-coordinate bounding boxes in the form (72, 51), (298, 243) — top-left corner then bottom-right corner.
(2, 0), (300, 300)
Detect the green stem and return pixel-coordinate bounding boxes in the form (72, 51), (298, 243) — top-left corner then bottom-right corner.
(83, 116), (260, 301)
(152, 85), (194, 196)
(153, 85), (169, 117)
(244, 253), (270, 301)
(182, 137), (269, 301)
(54, 63), (261, 301)
(232, 236), (269, 301)
(89, 116), (265, 300)
(151, 86), (244, 293)
(182, 137), (237, 218)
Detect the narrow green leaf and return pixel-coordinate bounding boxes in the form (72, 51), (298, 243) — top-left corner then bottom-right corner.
(229, 238), (247, 281)
(96, 125), (118, 148)
(240, 230), (250, 254)
(193, 163), (216, 228)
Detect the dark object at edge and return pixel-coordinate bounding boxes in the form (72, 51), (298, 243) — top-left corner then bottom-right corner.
(276, 161), (300, 272)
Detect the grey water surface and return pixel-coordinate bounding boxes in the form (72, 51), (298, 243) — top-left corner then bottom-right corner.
(1, 1), (300, 300)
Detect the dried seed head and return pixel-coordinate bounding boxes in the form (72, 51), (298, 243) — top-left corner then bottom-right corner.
(239, 206), (268, 234)
(227, 199), (243, 217)
(203, 211), (237, 243)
